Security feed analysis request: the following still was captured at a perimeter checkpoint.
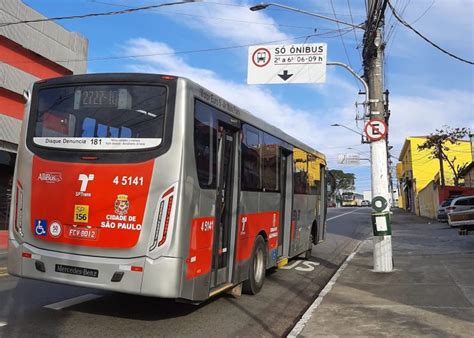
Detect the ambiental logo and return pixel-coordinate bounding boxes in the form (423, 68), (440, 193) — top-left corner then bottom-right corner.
(37, 172), (62, 183)
(76, 174), (94, 197)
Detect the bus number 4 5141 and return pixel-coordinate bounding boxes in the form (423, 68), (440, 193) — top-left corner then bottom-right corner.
(113, 176), (144, 186)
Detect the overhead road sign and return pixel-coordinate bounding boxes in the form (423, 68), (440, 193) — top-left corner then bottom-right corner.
(337, 153), (361, 165)
(364, 118), (387, 141)
(247, 43), (327, 85)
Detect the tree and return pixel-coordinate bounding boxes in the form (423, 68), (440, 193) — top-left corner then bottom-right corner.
(328, 169), (355, 191)
(417, 126), (471, 186)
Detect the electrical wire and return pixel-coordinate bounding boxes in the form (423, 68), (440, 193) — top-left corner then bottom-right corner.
(0, 1), (195, 28)
(387, 0), (473, 65)
(329, 0), (361, 91)
(0, 30), (355, 66)
(89, 0), (322, 31)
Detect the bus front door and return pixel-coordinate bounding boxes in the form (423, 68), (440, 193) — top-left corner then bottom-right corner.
(211, 124), (236, 289)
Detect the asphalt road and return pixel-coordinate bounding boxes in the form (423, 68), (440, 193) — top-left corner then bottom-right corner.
(0, 207), (371, 337)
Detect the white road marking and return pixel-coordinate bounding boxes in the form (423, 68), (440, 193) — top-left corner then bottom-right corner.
(295, 261), (320, 272)
(0, 321), (7, 327)
(327, 209), (360, 222)
(279, 260), (302, 270)
(0, 267), (8, 278)
(44, 294), (102, 310)
(287, 242), (363, 337)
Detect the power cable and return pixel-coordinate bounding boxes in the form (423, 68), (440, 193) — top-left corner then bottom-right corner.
(346, 0), (363, 54)
(387, 0), (473, 65)
(0, 1), (195, 28)
(329, 0), (361, 91)
(0, 30), (354, 66)
(89, 0), (321, 31)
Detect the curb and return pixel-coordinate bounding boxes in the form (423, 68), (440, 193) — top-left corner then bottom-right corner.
(287, 240), (366, 337)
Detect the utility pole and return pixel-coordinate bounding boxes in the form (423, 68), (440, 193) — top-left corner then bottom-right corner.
(437, 144), (446, 186)
(363, 0), (393, 272)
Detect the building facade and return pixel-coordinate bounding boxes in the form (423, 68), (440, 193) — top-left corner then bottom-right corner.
(0, 0), (88, 235)
(397, 136), (472, 215)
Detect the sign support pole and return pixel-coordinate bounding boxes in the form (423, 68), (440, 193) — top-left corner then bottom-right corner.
(364, 0), (393, 272)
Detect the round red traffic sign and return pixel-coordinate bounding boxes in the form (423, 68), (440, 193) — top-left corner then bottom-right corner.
(252, 48), (271, 67)
(364, 118), (388, 141)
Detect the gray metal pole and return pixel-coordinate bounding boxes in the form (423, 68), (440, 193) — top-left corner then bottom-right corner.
(365, 0), (393, 272)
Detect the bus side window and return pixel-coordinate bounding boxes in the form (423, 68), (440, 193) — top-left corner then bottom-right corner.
(241, 124), (261, 191)
(194, 100), (217, 189)
(262, 133), (280, 192)
(293, 149), (308, 194)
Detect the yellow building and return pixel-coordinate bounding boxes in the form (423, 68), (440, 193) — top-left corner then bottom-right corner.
(397, 136), (472, 214)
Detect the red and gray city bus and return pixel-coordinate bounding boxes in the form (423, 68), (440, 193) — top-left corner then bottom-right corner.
(8, 73), (328, 302)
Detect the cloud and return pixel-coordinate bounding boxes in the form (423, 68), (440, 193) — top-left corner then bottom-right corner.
(390, 88), (474, 147)
(159, 0), (290, 44)
(123, 38), (362, 159)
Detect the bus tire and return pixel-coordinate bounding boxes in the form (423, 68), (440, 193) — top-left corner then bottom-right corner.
(243, 236), (266, 295)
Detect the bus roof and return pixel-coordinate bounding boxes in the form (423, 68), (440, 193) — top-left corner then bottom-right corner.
(182, 76), (326, 161)
(33, 73), (325, 161)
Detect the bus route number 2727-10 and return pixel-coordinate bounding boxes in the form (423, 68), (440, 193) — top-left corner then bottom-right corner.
(113, 176), (144, 186)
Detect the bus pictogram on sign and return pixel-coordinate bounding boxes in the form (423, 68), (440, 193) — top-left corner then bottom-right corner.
(364, 119), (387, 141)
(252, 48), (271, 67)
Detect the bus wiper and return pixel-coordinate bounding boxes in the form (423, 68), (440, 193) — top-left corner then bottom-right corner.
(135, 110), (157, 118)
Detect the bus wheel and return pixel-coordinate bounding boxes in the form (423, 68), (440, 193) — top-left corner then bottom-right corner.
(243, 236), (266, 295)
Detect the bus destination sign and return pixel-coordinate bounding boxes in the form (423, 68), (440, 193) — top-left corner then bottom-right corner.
(74, 88), (131, 109)
(247, 43), (327, 85)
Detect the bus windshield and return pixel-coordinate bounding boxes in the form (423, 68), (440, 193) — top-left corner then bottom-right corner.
(342, 193), (354, 201)
(31, 84), (167, 150)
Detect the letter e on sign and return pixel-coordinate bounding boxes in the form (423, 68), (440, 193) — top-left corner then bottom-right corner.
(364, 119), (388, 141)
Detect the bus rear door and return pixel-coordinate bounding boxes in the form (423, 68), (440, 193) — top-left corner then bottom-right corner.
(211, 123), (237, 289)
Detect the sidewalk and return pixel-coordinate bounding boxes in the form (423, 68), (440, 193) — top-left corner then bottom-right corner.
(296, 209), (474, 337)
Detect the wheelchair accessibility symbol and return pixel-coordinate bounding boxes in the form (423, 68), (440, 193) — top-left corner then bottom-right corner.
(35, 219), (47, 236)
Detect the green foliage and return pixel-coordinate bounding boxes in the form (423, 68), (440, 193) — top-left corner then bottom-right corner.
(328, 169), (355, 191)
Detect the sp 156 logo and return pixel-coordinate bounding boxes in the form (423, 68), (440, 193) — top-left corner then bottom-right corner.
(74, 205), (89, 223)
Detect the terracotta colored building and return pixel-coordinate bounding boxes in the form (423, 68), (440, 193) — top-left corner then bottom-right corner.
(0, 0), (88, 245)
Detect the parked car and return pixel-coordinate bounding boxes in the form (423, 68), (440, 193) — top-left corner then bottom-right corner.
(448, 209), (474, 234)
(444, 195), (474, 227)
(437, 198), (456, 222)
(361, 200), (371, 207)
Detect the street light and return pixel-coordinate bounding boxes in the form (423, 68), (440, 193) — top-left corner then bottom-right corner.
(249, 2), (365, 30)
(331, 123), (363, 136)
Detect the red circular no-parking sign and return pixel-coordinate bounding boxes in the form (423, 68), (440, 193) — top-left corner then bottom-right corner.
(364, 118), (388, 141)
(252, 48), (271, 67)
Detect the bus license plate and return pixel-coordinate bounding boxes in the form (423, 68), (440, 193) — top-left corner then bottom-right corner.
(55, 264), (99, 278)
(66, 226), (99, 240)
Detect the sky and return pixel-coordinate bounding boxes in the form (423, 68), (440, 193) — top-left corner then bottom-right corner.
(23, 0), (474, 192)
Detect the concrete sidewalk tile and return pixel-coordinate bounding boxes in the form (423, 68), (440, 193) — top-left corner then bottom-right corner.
(339, 263), (454, 285)
(444, 266), (474, 287)
(459, 287), (474, 305)
(299, 305), (474, 337)
(323, 282), (472, 308)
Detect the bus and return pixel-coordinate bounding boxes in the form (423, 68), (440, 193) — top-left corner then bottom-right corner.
(8, 73), (328, 302)
(341, 192), (364, 207)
